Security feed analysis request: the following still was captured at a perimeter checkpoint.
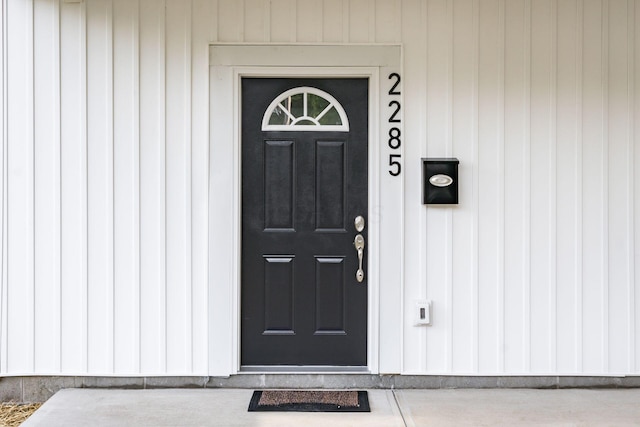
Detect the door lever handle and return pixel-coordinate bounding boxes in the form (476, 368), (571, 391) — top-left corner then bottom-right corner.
(354, 234), (365, 282)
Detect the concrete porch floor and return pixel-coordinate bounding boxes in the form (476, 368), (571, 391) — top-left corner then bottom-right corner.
(22, 388), (640, 426)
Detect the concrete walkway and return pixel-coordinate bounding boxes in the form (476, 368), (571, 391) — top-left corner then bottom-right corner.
(22, 388), (640, 426)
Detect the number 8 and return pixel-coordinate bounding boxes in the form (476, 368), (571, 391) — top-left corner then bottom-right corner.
(388, 127), (401, 149)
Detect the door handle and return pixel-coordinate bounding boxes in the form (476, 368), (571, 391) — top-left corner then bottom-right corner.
(354, 234), (365, 282)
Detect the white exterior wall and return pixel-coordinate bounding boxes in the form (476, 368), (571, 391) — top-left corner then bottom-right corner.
(1, 0), (639, 376)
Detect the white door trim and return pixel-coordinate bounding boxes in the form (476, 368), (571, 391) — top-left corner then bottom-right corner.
(208, 45), (403, 376)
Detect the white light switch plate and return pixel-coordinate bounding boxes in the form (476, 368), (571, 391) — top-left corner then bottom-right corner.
(415, 300), (432, 326)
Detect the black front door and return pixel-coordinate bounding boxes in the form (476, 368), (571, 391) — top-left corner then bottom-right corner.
(241, 78), (368, 367)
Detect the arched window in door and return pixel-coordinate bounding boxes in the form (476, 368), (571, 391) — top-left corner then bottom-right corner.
(261, 87), (349, 132)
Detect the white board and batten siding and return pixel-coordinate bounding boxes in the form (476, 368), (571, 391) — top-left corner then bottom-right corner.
(1, 0), (639, 377)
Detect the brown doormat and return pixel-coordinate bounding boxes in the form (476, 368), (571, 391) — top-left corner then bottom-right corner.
(248, 390), (370, 412)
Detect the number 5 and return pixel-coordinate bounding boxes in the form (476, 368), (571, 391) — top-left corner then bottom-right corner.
(389, 154), (401, 176)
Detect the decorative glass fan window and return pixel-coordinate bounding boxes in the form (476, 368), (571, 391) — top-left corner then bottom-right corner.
(262, 87), (349, 132)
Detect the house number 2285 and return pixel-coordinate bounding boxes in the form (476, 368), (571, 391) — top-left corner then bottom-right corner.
(387, 73), (402, 176)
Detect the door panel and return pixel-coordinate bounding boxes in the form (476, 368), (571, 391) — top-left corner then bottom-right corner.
(264, 141), (295, 230)
(241, 78), (368, 367)
(263, 256), (295, 334)
(315, 256), (346, 333)
(315, 141), (346, 230)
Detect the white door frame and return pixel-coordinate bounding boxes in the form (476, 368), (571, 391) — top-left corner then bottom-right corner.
(208, 45), (403, 376)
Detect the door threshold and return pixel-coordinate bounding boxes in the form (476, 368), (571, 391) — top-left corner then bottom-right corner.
(240, 366), (370, 374)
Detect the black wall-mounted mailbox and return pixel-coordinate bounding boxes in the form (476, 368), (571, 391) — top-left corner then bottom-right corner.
(422, 158), (459, 204)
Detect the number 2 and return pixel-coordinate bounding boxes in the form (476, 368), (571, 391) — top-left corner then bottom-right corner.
(388, 73), (401, 95)
(388, 101), (401, 123)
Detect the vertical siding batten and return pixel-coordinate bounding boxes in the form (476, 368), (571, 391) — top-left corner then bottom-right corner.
(270, 0), (296, 42)
(341, 0), (349, 43)
(139, 0), (167, 374)
(478, 0), (498, 372)
(87, 0), (115, 374)
(530, 0), (553, 373)
(419, 0), (428, 373)
(421, 0), (429, 372)
(165, 0), (192, 373)
(549, 0), (558, 373)
(607, 0), (630, 373)
(450, 0), (473, 373)
(575, 0), (584, 373)
(210, 0), (218, 43)
(113, 0), (141, 374)
(555, 0), (579, 373)
(601, 0), (610, 372)
(297, 0), (322, 42)
(374, 0), (400, 43)
(524, 0), (532, 372)
(82, 0), (89, 375)
(108, 0), (115, 374)
(400, 0), (426, 374)
(348, 0), (370, 43)
(472, 0), (480, 374)
(217, 0), (243, 42)
(185, 0), (194, 374)
(504, 0), (526, 373)
(496, 0), (506, 373)
(191, 0), (212, 375)
(417, 0), (427, 373)
(321, 0), (343, 43)
(583, 0), (602, 372)
(479, 0), (508, 372)
(243, 0), (264, 42)
(636, 0), (640, 373)
(160, 0), (168, 374)
(637, 0), (640, 373)
(262, 0), (270, 42)
(34, 0), (62, 373)
(7, 0), (35, 374)
(628, 0), (636, 373)
(424, 0), (450, 373)
(134, 0), (141, 375)
(446, 0), (454, 373)
(369, 0), (376, 43)
(60, 0), (88, 373)
(0, 0), (6, 374)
